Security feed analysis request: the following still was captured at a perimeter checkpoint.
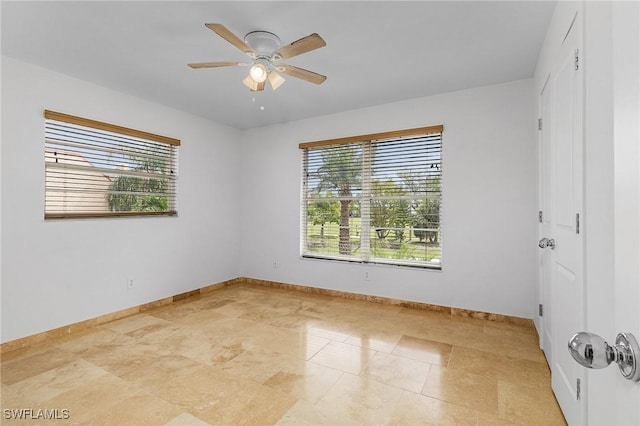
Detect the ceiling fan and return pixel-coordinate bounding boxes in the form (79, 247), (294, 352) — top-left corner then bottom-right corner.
(188, 23), (327, 91)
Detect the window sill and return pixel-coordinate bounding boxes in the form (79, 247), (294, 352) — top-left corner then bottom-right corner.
(45, 211), (177, 220)
(301, 254), (442, 271)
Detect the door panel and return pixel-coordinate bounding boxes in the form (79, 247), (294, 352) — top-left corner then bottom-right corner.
(547, 2), (639, 424)
(554, 59), (575, 229)
(539, 76), (552, 362)
(539, 9), (585, 425)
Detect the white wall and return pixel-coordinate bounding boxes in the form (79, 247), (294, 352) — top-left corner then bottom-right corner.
(1, 57), (242, 343)
(239, 79), (537, 319)
(1, 57), (539, 343)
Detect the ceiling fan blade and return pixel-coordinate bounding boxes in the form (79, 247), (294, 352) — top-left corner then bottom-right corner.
(205, 23), (256, 57)
(274, 33), (326, 60)
(188, 61), (243, 69)
(278, 65), (327, 85)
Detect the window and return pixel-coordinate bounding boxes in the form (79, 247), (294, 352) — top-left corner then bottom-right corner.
(300, 125), (443, 268)
(44, 110), (179, 219)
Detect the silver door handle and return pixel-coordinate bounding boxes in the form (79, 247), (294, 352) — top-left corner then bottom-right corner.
(538, 238), (556, 249)
(568, 332), (640, 382)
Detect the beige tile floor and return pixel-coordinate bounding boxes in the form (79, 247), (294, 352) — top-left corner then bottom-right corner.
(1, 284), (566, 425)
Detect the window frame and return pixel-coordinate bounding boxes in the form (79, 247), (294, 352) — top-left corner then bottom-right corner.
(300, 125), (443, 269)
(44, 110), (180, 219)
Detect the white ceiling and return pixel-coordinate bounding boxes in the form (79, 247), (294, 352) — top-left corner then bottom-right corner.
(1, 1), (555, 129)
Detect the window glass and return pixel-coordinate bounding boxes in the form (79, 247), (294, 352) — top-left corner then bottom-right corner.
(301, 127), (442, 268)
(44, 110), (179, 219)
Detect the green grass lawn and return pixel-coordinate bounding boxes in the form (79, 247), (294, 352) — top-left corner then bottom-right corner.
(305, 220), (440, 262)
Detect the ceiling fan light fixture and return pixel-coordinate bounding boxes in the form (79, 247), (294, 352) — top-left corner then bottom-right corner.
(268, 71), (286, 90)
(249, 63), (268, 83)
(243, 74), (264, 91)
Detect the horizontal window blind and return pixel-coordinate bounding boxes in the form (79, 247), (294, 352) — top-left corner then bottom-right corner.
(301, 126), (443, 268)
(303, 143), (364, 261)
(44, 110), (179, 219)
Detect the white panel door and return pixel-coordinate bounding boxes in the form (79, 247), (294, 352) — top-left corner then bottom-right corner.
(539, 76), (553, 362)
(543, 2), (639, 424)
(540, 10), (586, 425)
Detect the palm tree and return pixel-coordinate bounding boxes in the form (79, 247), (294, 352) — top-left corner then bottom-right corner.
(316, 145), (362, 255)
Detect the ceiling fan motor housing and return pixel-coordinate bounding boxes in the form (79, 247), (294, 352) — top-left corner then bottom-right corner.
(244, 31), (281, 58)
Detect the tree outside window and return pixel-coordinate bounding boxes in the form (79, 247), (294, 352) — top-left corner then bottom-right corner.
(301, 127), (442, 268)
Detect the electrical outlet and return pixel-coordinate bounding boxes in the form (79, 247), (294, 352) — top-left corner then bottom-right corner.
(127, 278), (135, 289)
(272, 260), (278, 269)
(363, 271), (370, 281)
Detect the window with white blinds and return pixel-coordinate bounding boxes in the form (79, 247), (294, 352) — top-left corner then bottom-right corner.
(300, 125), (443, 268)
(44, 110), (179, 219)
